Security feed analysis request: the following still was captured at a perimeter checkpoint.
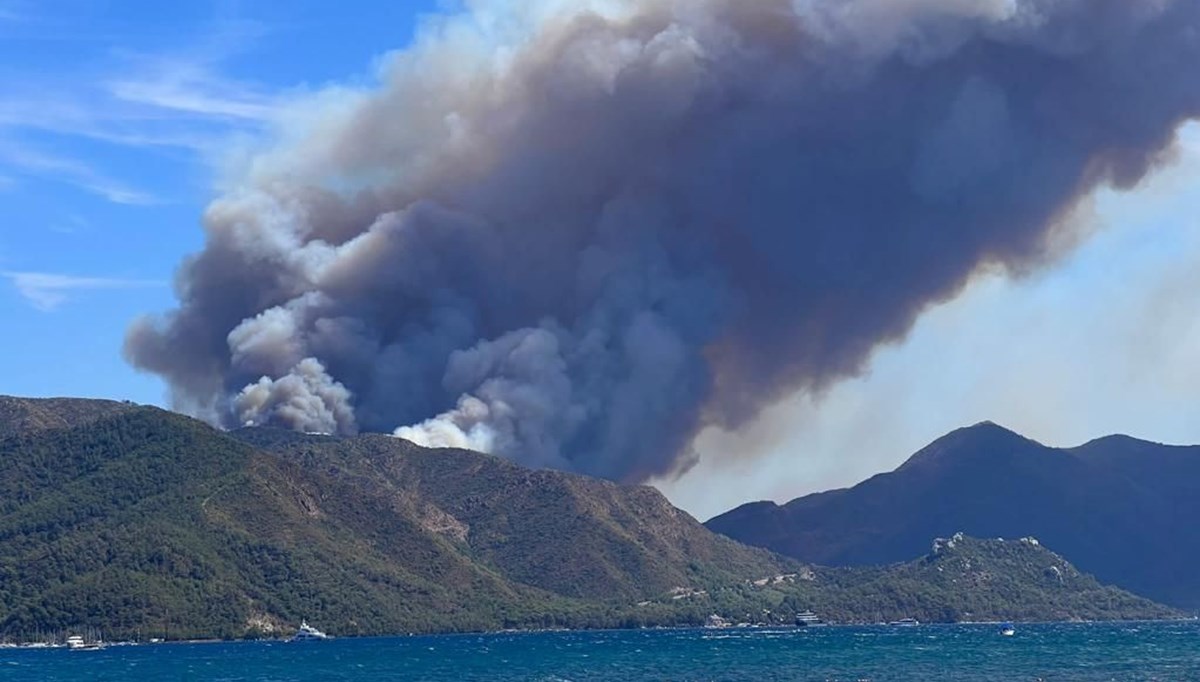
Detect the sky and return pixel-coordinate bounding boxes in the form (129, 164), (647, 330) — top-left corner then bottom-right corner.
(0, 0), (443, 401)
(2, 1), (1198, 520)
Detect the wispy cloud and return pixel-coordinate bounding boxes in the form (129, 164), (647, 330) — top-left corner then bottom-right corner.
(106, 59), (280, 123)
(3, 271), (165, 311)
(0, 142), (159, 205)
(0, 14), (285, 194)
(0, 58), (280, 154)
(0, 93), (230, 152)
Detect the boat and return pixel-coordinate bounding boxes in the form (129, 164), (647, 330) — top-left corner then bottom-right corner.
(794, 611), (828, 627)
(290, 620), (330, 641)
(703, 614), (731, 629)
(888, 617), (920, 627)
(999, 623), (1016, 636)
(65, 635), (103, 651)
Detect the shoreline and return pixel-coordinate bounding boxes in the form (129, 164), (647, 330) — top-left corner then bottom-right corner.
(3, 617), (1195, 649)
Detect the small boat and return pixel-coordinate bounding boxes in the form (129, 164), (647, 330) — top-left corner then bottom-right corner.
(704, 614), (731, 629)
(888, 617), (920, 627)
(65, 635), (103, 651)
(795, 611), (828, 627)
(999, 623), (1016, 636)
(290, 620), (329, 641)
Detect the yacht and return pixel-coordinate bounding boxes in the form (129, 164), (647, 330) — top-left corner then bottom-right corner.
(888, 617), (920, 627)
(65, 635), (103, 651)
(704, 614), (731, 629)
(291, 620), (330, 641)
(794, 611), (828, 627)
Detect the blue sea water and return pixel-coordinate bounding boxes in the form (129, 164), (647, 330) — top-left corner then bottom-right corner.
(3, 622), (1199, 681)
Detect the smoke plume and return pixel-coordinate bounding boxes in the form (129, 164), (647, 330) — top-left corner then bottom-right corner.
(126, 0), (1200, 482)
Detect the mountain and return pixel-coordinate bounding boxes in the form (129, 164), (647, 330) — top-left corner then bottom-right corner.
(783, 533), (1176, 624)
(230, 428), (787, 602)
(0, 400), (1178, 641)
(0, 395), (136, 440)
(707, 422), (1200, 609)
(0, 397), (788, 640)
(0, 405), (540, 639)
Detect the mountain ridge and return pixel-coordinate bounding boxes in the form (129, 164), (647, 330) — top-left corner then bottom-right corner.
(0, 396), (797, 639)
(0, 396), (1182, 640)
(707, 421), (1200, 609)
(0, 395), (139, 440)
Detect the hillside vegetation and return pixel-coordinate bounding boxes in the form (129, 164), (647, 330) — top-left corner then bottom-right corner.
(0, 399), (1178, 641)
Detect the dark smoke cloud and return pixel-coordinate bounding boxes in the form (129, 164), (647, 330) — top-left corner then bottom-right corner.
(126, 0), (1200, 482)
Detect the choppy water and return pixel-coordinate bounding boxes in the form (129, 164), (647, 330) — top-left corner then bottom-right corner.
(3, 621), (1199, 681)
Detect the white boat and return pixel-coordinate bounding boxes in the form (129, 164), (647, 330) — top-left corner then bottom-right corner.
(999, 623), (1016, 636)
(704, 614), (730, 629)
(794, 611), (828, 627)
(291, 620), (329, 641)
(65, 635), (103, 651)
(888, 617), (920, 627)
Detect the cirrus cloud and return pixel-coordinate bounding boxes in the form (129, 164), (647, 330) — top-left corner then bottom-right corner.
(3, 271), (164, 312)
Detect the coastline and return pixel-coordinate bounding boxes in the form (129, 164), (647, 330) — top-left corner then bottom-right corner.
(3, 616), (1196, 648)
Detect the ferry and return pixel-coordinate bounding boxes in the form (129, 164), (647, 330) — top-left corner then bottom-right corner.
(794, 611), (828, 627)
(291, 620), (330, 641)
(888, 617), (920, 627)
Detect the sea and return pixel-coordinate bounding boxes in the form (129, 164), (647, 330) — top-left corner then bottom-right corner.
(3, 621), (1199, 681)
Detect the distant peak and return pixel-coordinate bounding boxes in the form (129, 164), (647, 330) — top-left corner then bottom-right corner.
(1069, 433), (1192, 458)
(950, 420), (1039, 445)
(1074, 433), (1158, 448)
(961, 420), (1019, 435)
(896, 421), (1041, 472)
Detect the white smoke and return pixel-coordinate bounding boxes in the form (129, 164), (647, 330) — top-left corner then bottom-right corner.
(234, 357), (356, 435)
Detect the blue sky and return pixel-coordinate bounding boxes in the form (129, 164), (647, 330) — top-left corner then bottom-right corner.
(0, 0), (441, 402)
(2, 1), (1197, 517)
